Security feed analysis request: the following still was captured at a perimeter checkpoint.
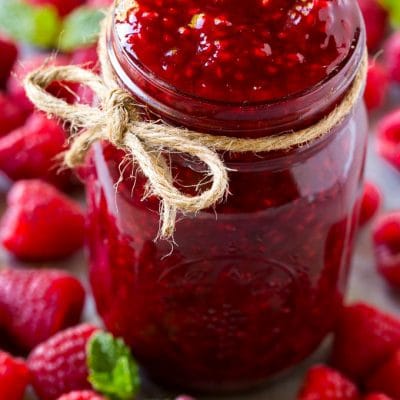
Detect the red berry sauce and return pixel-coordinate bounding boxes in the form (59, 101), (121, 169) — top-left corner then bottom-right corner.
(87, 0), (367, 392)
(115, 0), (360, 102)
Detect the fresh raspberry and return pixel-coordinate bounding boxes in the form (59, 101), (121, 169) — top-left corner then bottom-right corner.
(385, 32), (400, 83)
(0, 113), (73, 188)
(0, 180), (85, 261)
(331, 303), (400, 381)
(366, 349), (400, 399)
(364, 395), (393, 400)
(373, 212), (400, 287)
(364, 60), (389, 111)
(9, 54), (72, 115)
(26, 0), (85, 16)
(0, 351), (30, 400)
(358, 0), (389, 51)
(0, 94), (27, 136)
(376, 108), (400, 172)
(57, 391), (105, 400)
(0, 268), (85, 351)
(359, 182), (382, 227)
(0, 35), (18, 89)
(297, 365), (360, 400)
(28, 324), (99, 400)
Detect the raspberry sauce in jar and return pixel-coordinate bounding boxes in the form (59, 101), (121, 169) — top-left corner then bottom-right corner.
(86, 0), (368, 392)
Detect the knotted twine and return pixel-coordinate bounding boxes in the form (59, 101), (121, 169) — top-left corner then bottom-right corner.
(23, 13), (368, 239)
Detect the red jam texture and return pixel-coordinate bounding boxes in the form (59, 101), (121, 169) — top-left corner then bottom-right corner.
(115, 0), (360, 102)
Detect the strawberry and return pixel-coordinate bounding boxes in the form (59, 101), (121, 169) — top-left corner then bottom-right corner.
(385, 32), (400, 83)
(366, 349), (400, 399)
(9, 54), (72, 116)
(297, 365), (360, 400)
(0, 113), (73, 188)
(26, 0), (85, 17)
(0, 351), (30, 400)
(0, 35), (18, 89)
(359, 182), (382, 227)
(358, 0), (388, 51)
(0, 94), (27, 136)
(364, 60), (389, 111)
(376, 108), (400, 172)
(28, 324), (99, 400)
(331, 303), (400, 381)
(0, 268), (85, 351)
(373, 212), (400, 287)
(86, 0), (113, 7)
(0, 180), (85, 261)
(57, 391), (105, 400)
(364, 394), (393, 400)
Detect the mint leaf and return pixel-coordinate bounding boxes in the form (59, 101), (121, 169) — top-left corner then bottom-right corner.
(58, 6), (104, 52)
(0, 0), (60, 48)
(380, 0), (400, 26)
(87, 332), (140, 400)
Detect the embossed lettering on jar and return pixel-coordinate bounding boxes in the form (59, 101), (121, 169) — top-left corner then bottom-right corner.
(86, 0), (368, 392)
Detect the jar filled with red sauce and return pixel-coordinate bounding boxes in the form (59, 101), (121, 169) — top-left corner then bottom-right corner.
(86, 0), (368, 392)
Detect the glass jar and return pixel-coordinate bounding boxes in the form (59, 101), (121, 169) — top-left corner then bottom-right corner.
(86, 0), (368, 392)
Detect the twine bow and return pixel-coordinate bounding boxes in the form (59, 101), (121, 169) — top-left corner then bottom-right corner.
(23, 16), (368, 239)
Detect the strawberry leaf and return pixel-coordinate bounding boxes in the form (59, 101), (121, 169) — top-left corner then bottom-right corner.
(87, 331), (140, 400)
(380, 0), (400, 26)
(58, 6), (104, 52)
(0, 0), (60, 48)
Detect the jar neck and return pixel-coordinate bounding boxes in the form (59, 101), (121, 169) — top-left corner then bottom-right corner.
(107, 11), (365, 138)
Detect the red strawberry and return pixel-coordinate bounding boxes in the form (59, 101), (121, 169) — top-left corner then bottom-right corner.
(0, 268), (85, 351)
(26, 0), (85, 17)
(364, 60), (389, 111)
(297, 365), (360, 400)
(28, 324), (99, 400)
(0, 112), (73, 188)
(0, 94), (27, 136)
(364, 395), (393, 400)
(57, 391), (106, 400)
(0, 351), (30, 400)
(9, 54), (72, 115)
(331, 303), (400, 381)
(376, 108), (400, 172)
(0, 35), (18, 89)
(359, 182), (381, 227)
(358, 0), (388, 51)
(0, 180), (85, 261)
(373, 213), (400, 287)
(385, 32), (400, 83)
(366, 349), (400, 399)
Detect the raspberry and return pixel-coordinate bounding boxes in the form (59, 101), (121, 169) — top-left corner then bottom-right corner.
(9, 54), (72, 116)
(376, 108), (400, 172)
(385, 32), (400, 83)
(297, 365), (360, 400)
(373, 212), (400, 287)
(358, 0), (388, 51)
(28, 324), (99, 400)
(0, 113), (73, 188)
(359, 182), (382, 227)
(364, 60), (389, 111)
(0, 268), (85, 351)
(331, 303), (400, 381)
(57, 391), (105, 400)
(0, 94), (27, 136)
(26, 0), (85, 16)
(0, 351), (30, 400)
(366, 349), (400, 399)
(0, 35), (18, 89)
(0, 180), (85, 261)
(364, 395), (393, 400)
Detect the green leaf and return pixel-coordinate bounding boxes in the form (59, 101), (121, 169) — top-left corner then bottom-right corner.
(380, 0), (400, 26)
(0, 0), (60, 48)
(58, 6), (105, 52)
(87, 332), (140, 400)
